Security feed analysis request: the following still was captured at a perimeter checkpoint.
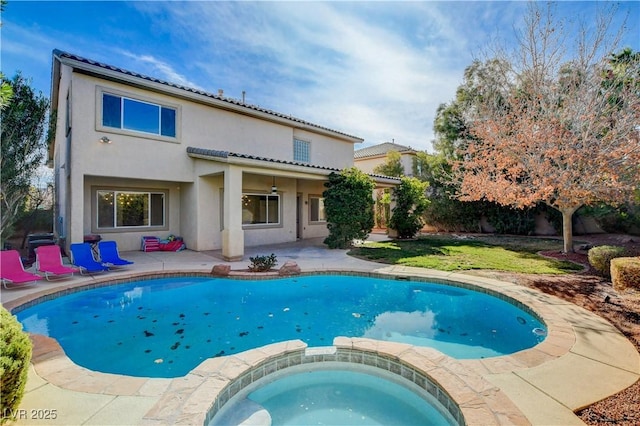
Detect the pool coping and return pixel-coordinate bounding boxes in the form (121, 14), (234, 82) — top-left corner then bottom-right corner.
(4, 266), (640, 425)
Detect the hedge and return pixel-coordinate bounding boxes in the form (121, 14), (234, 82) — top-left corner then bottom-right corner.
(587, 245), (628, 278)
(611, 257), (640, 291)
(0, 306), (32, 424)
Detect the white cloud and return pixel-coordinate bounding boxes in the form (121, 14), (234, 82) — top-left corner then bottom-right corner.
(116, 50), (203, 90)
(136, 1), (478, 151)
(6, 0), (635, 154)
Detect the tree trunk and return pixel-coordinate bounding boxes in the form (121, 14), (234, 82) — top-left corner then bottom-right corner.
(560, 207), (579, 253)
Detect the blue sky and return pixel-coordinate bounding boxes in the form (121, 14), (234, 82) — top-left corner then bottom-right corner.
(2, 1), (638, 152)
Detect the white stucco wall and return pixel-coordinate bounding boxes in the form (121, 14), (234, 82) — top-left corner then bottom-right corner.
(400, 154), (415, 177)
(353, 156), (380, 175)
(296, 180), (330, 239)
(293, 129), (355, 170)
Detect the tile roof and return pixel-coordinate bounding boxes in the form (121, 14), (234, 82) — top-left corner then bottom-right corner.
(186, 146), (341, 172)
(53, 49), (363, 142)
(186, 147), (401, 183)
(354, 142), (416, 159)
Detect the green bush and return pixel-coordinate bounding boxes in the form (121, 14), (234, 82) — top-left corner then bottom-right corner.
(423, 198), (559, 235)
(1, 306), (32, 424)
(323, 168), (375, 249)
(579, 203), (640, 235)
(484, 203), (537, 235)
(248, 253), (277, 272)
(389, 177), (430, 239)
(423, 197), (482, 232)
(588, 245), (628, 278)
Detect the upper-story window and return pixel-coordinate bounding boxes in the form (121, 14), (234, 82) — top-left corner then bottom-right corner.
(293, 138), (310, 163)
(102, 93), (177, 138)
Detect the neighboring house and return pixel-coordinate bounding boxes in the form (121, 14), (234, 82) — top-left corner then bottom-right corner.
(354, 142), (418, 231)
(354, 142), (417, 177)
(50, 50), (397, 260)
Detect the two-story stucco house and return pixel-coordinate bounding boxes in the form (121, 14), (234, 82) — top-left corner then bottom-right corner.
(50, 50), (397, 260)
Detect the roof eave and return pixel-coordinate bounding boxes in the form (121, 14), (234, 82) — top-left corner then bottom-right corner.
(187, 148), (340, 179)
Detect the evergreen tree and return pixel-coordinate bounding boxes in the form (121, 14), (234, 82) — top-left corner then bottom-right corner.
(322, 168), (375, 249)
(0, 73), (50, 243)
(389, 177), (430, 239)
(373, 151), (404, 177)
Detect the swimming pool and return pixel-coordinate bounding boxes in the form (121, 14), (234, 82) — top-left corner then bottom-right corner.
(210, 363), (458, 425)
(16, 274), (546, 378)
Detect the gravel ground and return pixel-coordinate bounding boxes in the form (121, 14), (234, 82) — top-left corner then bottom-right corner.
(473, 234), (639, 425)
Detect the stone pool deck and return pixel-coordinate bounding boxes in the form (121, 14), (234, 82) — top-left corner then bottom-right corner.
(2, 237), (639, 425)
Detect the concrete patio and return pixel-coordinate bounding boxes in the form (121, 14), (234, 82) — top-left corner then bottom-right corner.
(2, 237), (638, 425)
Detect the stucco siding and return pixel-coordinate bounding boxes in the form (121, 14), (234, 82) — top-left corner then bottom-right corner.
(52, 64), (73, 245)
(353, 156), (381, 174)
(184, 104), (294, 160)
(71, 75), (194, 183)
(293, 129), (355, 169)
(83, 176), (182, 252)
(401, 154), (415, 176)
(296, 180), (330, 239)
(186, 175), (223, 251)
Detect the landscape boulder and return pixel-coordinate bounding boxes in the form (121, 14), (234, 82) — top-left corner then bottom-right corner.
(278, 261), (301, 276)
(211, 264), (231, 276)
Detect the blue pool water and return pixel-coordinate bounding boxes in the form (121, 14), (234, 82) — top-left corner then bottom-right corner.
(16, 275), (545, 378)
(227, 368), (456, 425)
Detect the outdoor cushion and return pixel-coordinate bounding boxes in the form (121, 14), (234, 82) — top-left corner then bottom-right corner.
(141, 236), (160, 252)
(159, 240), (185, 252)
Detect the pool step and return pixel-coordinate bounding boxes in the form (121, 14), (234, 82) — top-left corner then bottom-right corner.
(211, 398), (271, 426)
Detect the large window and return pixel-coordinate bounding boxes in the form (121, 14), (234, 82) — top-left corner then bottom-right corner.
(309, 196), (326, 222)
(242, 194), (280, 225)
(97, 190), (165, 229)
(102, 93), (176, 137)
(293, 138), (310, 163)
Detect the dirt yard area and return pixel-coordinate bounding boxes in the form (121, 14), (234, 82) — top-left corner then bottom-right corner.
(474, 234), (639, 425)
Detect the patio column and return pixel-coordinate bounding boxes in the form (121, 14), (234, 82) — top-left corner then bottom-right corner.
(222, 165), (244, 261)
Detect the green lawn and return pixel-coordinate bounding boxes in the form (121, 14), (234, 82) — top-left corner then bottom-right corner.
(349, 234), (584, 274)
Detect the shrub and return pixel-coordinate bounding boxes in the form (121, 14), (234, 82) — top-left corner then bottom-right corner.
(579, 203), (640, 236)
(611, 257), (640, 291)
(423, 197), (482, 232)
(248, 253), (277, 272)
(588, 245), (627, 278)
(484, 203), (537, 235)
(1, 306), (32, 423)
(323, 168), (375, 249)
(389, 177), (430, 239)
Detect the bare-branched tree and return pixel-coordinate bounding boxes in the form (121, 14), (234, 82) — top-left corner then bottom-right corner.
(452, 2), (640, 252)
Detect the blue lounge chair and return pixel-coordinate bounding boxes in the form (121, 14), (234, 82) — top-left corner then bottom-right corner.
(70, 243), (109, 274)
(98, 241), (134, 267)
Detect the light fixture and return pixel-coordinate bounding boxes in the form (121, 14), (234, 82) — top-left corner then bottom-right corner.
(99, 136), (112, 144)
(271, 177), (278, 194)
